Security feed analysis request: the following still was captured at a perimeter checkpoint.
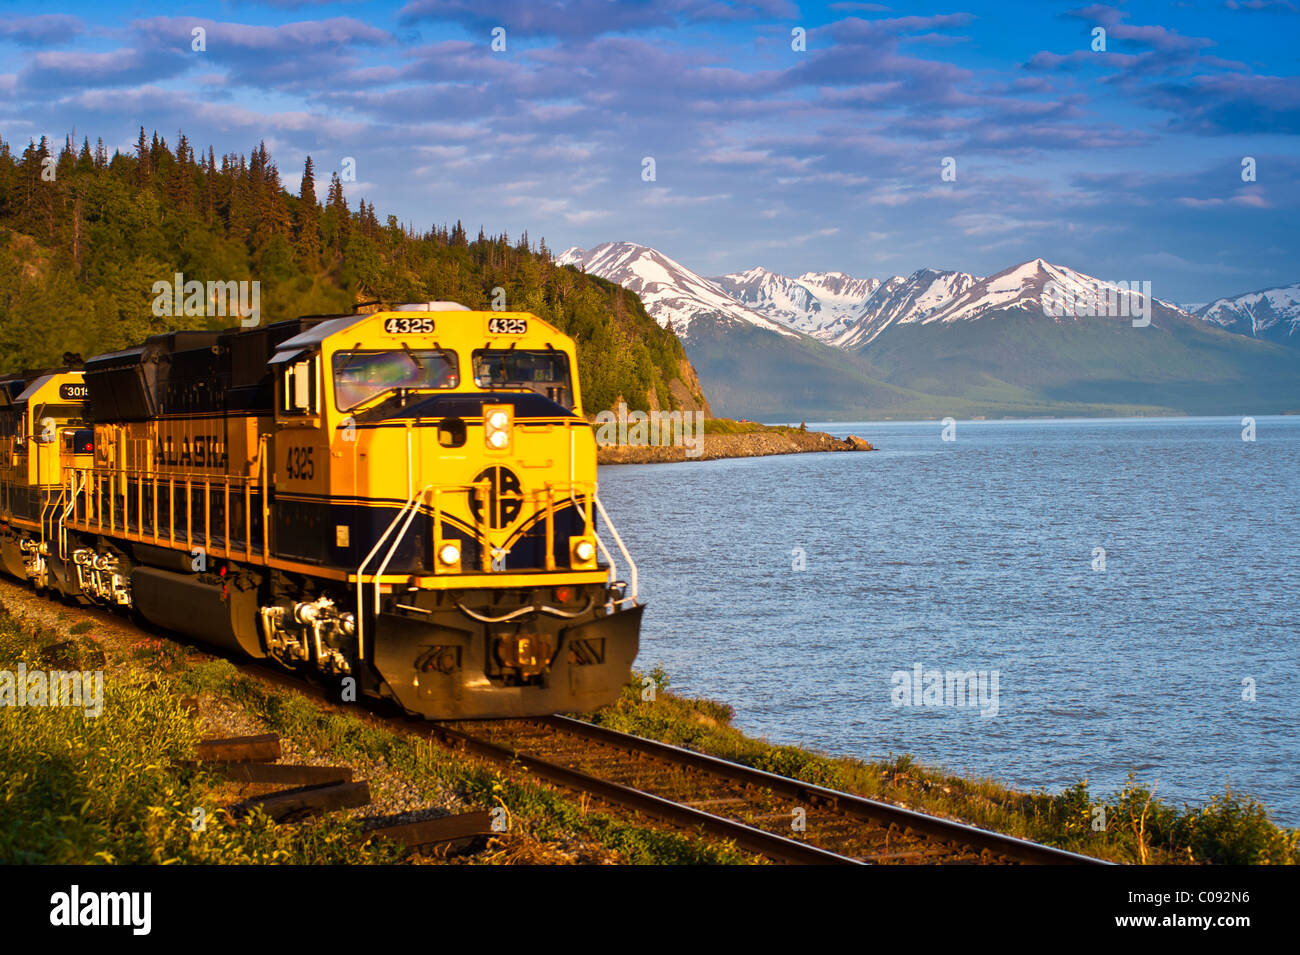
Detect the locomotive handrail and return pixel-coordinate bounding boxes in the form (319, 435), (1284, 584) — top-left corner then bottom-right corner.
(58, 471), (85, 560)
(593, 492), (638, 606)
(62, 464), (263, 563)
(371, 484), (435, 613)
(61, 470), (87, 560)
(562, 421), (632, 605)
(453, 594), (595, 623)
(592, 530), (619, 598)
(354, 482), (433, 660)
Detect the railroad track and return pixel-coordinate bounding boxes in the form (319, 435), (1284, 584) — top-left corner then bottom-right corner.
(427, 716), (1107, 866)
(3, 584), (1105, 866)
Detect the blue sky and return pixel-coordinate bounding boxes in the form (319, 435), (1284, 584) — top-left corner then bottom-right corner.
(1, 0), (1297, 301)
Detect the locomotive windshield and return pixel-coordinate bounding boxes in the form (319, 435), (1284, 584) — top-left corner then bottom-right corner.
(332, 348), (459, 410)
(472, 350), (573, 409)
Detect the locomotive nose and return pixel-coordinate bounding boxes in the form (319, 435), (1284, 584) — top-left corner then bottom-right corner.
(493, 631), (553, 676)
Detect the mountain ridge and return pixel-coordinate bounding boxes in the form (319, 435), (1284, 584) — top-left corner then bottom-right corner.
(1195, 282), (1300, 347)
(556, 242), (796, 339)
(558, 239), (1300, 419)
(709, 266), (879, 342)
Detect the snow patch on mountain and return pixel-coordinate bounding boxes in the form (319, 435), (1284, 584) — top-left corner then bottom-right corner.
(832, 268), (977, 347)
(923, 259), (1171, 324)
(1197, 283), (1300, 345)
(709, 267), (875, 341)
(557, 242), (797, 338)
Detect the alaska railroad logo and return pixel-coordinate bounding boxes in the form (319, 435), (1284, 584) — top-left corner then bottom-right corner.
(469, 466), (522, 529)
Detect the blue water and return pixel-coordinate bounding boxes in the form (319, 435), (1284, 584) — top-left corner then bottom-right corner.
(597, 417), (1300, 825)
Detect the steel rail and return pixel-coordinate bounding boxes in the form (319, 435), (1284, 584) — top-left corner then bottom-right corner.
(220, 659), (857, 862)
(422, 720), (861, 865)
(534, 715), (1107, 866)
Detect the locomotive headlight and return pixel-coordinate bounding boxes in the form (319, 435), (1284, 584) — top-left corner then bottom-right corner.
(484, 405), (512, 451)
(439, 542), (461, 567)
(570, 537), (597, 568)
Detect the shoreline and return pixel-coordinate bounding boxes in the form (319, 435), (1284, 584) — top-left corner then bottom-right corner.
(597, 426), (873, 465)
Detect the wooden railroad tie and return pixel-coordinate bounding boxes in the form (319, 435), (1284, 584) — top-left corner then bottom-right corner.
(229, 780), (373, 823)
(193, 736), (491, 857)
(363, 811), (495, 852)
(195, 733), (282, 763)
(208, 762), (354, 786)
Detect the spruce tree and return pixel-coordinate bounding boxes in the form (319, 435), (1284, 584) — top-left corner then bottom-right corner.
(295, 155), (321, 264)
(134, 126), (149, 188)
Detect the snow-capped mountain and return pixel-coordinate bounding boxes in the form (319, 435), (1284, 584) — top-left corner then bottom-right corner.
(832, 268), (978, 348)
(558, 240), (1296, 361)
(710, 267), (879, 341)
(556, 242), (796, 338)
(926, 259), (1157, 322)
(1196, 283), (1300, 347)
(832, 258), (1197, 347)
(556, 241), (1299, 419)
(707, 258), (1168, 348)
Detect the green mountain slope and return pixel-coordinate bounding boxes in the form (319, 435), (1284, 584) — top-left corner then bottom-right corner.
(684, 315), (933, 419)
(854, 305), (1300, 416)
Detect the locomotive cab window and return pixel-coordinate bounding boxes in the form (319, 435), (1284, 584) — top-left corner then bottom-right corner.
(438, 416), (467, 448)
(281, 358), (318, 416)
(472, 350), (573, 409)
(63, 428), (93, 454)
(332, 349), (459, 411)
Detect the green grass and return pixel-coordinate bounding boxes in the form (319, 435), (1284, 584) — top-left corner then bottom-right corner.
(585, 668), (1298, 865)
(700, 418), (799, 436)
(0, 610), (396, 864)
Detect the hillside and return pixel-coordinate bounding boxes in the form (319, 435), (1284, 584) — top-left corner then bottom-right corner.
(0, 132), (708, 416)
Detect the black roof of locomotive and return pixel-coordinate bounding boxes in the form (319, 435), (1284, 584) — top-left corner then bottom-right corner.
(82, 316), (339, 421)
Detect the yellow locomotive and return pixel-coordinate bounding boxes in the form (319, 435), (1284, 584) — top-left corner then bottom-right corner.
(0, 303), (643, 718)
(0, 368), (94, 592)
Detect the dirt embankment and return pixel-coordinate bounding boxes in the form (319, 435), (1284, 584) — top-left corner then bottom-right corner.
(597, 429), (873, 465)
